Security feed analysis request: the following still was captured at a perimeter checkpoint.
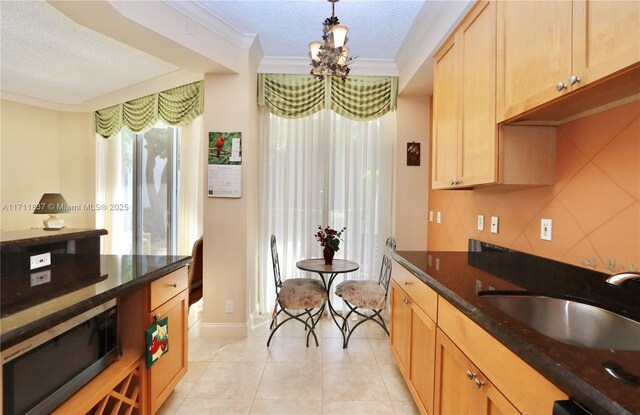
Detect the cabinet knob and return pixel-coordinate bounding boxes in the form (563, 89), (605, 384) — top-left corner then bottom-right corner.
(404, 281), (412, 286)
(169, 283), (177, 288)
(474, 378), (485, 389)
(568, 75), (581, 86)
(556, 81), (567, 91)
(153, 313), (161, 322)
(402, 296), (411, 304)
(466, 370), (476, 380)
(450, 179), (455, 186)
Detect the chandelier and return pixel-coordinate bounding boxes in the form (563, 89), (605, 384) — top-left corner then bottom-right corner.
(308, 0), (355, 81)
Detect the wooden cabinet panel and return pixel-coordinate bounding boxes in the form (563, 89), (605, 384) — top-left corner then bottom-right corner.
(390, 281), (411, 376)
(572, 0), (640, 86)
(496, 1), (573, 121)
(392, 260), (438, 321)
(149, 267), (188, 311)
(435, 329), (519, 415)
(148, 289), (188, 414)
(432, 37), (460, 189)
(459, 0), (497, 186)
(409, 303), (436, 415)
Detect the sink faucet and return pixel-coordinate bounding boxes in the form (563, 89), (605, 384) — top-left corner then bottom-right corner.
(605, 272), (640, 286)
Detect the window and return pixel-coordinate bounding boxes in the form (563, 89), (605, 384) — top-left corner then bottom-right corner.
(258, 109), (394, 314)
(96, 123), (180, 255)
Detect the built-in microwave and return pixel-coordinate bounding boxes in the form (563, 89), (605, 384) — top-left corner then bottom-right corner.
(2, 300), (119, 415)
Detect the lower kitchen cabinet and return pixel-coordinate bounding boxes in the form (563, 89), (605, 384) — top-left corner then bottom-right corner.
(390, 262), (439, 415)
(434, 329), (518, 415)
(147, 269), (189, 414)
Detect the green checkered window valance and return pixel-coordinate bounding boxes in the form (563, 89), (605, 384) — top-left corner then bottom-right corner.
(95, 81), (204, 138)
(257, 74), (398, 121)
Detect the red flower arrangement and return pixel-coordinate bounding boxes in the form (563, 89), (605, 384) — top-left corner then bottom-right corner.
(315, 225), (346, 252)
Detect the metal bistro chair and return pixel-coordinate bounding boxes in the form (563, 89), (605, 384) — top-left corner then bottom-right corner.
(335, 236), (396, 347)
(267, 235), (327, 347)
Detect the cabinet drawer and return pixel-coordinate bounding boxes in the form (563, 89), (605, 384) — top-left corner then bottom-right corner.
(149, 267), (188, 311)
(438, 298), (567, 414)
(391, 260), (437, 322)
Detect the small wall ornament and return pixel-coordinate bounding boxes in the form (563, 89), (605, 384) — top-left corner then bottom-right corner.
(407, 141), (420, 166)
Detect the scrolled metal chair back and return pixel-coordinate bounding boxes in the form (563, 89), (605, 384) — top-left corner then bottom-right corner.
(270, 235), (283, 291)
(379, 236), (396, 298)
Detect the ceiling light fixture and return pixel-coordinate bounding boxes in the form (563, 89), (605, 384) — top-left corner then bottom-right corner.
(309, 0), (355, 81)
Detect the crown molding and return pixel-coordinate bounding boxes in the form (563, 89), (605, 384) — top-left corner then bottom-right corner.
(0, 92), (89, 113)
(258, 57), (399, 77)
(164, 0), (256, 49)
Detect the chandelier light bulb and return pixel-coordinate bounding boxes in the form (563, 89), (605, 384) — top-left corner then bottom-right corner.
(309, 41), (322, 61)
(331, 25), (349, 49)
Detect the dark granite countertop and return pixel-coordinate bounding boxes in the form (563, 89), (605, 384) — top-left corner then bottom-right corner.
(392, 242), (640, 415)
(0, 254), (190, 349)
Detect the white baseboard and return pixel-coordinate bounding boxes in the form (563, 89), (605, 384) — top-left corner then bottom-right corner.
(199, 322), (248, 338)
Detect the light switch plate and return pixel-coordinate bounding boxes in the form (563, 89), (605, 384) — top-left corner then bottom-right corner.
(541, 218), (553, 241)
(436, 212), (442, 224)
(477, 215), (484, 231)
(490, 216), (499, 234)
(30, 252), (51, 270)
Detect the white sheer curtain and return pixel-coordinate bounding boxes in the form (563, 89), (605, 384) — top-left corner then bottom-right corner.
(258, 109), (394, 314)
(95, 132), (133, 254)
(177, 116), (203, 255)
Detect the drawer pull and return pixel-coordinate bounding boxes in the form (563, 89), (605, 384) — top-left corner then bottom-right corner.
(474, 378), (485, 389)
(169, 283), (177, 288)
(466, 370), (476, 380)
(404, 281), (412, 286)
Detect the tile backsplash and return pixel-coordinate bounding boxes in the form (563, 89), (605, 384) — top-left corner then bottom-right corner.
(428, 100), (639, 273)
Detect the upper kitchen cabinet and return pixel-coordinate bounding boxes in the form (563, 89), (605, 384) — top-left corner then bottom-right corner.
(433, 1), (497, 189)
(497, 0), (640, 122)
(433, 1), (555, 190)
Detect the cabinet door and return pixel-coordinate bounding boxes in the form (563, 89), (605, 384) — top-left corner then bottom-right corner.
(459, 0), (497, 187)
(496, 1), (572, 122)
(434, 329), (477, 414)
(409, 303), (436, 415)
(148, 289), (188, 414)
(390, 282), (411, 376)
(432, 36), (460, 189)
(572, 0), (640, 86)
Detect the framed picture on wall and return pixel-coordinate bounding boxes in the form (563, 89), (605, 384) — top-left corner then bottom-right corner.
(407, 142), (420, 166)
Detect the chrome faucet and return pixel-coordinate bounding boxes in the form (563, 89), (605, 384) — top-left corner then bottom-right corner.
(605, 272), (640, 286)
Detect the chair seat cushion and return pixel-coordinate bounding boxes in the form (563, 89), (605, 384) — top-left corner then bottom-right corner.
(335, 280), (386, 309)
(278, 278), (327, 309)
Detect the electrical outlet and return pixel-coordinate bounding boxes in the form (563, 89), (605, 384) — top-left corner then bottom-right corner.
(490, 216), (499, 234)
(477, 215), (484, 231)
(225, 300), (234, 314)
(541, 218), (553, 241)
(429, 211), (434, 222)
(30, 252), (51, 270)
(30, 270), (51, 287)
(436, 212), (442, 224)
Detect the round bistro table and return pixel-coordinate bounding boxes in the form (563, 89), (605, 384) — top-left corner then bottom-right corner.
(296, 258), (359, 348)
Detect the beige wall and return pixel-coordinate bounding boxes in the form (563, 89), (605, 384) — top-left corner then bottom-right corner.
(201, 50), (259, 337)
(394, 95), (430, 250)
(1, 100), (95, 231)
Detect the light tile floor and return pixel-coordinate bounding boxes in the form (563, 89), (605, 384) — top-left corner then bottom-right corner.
(157, 303), (419, 415)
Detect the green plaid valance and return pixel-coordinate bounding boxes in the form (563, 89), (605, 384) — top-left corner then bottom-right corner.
(257, 74), (397, 121)
(95, 81), (204, 138)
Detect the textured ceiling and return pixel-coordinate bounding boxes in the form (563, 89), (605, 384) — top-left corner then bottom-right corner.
(198, 0), (425, 59)
(0, 1), (178, 106)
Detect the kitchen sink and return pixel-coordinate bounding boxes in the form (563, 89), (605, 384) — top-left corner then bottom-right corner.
(479, 294), (640, 351)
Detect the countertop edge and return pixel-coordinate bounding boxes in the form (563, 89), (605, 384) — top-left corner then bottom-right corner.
(391, 252), (631, 415)
(0, 256), (191, 350)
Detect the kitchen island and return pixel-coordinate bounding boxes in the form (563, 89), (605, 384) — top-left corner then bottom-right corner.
(1, 229), (191, 414)
(392, 240), (640, 415)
